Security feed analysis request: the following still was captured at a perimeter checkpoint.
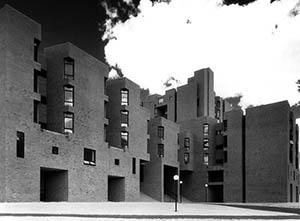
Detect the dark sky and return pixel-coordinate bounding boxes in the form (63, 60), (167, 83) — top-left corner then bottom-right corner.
(0, 0), (106, 61)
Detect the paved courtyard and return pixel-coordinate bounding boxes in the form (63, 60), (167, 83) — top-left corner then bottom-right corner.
(1, 202), (300, 220)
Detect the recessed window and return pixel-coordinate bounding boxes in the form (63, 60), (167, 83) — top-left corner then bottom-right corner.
(64, 112), (74, 133)
(158, 144), (164, 157)
(64, 57), (74, 80)
(121, 110), (129, 127)
(158, 126), (164, 139)
(115, 159), (120, 165)
(203, 138), (209, 150)
(121, 88), (129, 106)
(33, 100), (39, 123)
(132, 157), (136, 174)
(121, 131), (128, 149)
(16, 131), (25, 158)
(34, 38), (40, 62)
(224, 151), (228, 163)
(203, 153), (209, 165)
(34, 69), (39, 92)
(147, 120), (150, 135)
(147, 138), (150, 153)
(84, 148), (96, 165)
(223, 135), (227, 147)
(64, 85), (74, 107)
(184, 153), (190, 164)
(223, 120), (227, 131)
(41, 95), (47, 105)
(203, 124), (209, 136)
(52, 146), (59, 155)
(184, 138), (190, 150)
(104, 124), (108, 143)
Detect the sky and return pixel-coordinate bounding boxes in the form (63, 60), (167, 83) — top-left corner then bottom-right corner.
(104, 0), (300, 108)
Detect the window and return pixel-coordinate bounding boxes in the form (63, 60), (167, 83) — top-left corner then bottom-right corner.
(104, 77), (108, 95)
(223, 120), (227, 131)
(52, 146), (59, 155)
(33, 100), (39, 123)
(64, 85), (74, 107)
(34, 38), (40, 62)
(204, 153), (209, 165)
(177, 133), (180, 145)
(158, 144), (164, 157)
(115, 159), (120, 165)
(224, 151), (228, 163)
(132, 158), (136, 174)
(64, 57), (74, 79)
(147, 120), (150, 135)
(64, 112), (74, 133)
(147, 139), (150, 153)
(203, 124), (209, 136)
(223, 135), (227, 147)
(121, 88), (129, 105)
(290, 184), (293, 202)
(34, 69), (39, 92)
(158, 126), (164, 139)
(41, 95), (47, 105)
(184, 153), (190, 164)
(104, 101), (108, 119)
(16, 131), (25, 158)
(184, 138), (190, 150)
(121, 131), (128, 148)
(203, 138), (209, 150)
(84, 148), (96, 165)
(121, 110), (129, 127)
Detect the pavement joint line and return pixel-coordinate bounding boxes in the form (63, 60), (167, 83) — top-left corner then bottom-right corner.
(0, 213), (300, 219)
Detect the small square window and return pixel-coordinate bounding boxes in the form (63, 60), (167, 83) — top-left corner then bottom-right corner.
(52, 146), (59, 155)
(84, 148), (96, 165)
(115, 159), (120, 165)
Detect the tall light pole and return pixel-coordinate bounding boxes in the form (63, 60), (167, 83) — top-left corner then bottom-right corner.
(205, 183), (208, 202)
(173, 175), (179, 212)
(179, 180), (183, 203)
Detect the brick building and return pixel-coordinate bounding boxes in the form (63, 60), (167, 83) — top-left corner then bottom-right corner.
(0, 4), (299, 203)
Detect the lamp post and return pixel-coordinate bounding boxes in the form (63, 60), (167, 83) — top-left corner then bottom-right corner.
(205, 183), (208, 202)
(173, 175), (179, 212)
(179, 180), (183, 203)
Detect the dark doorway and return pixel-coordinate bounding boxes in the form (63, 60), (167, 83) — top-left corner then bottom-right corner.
(208, 185), (223, 202)
(108, 176), (125, 201)
(164, 165), (178, 201)
(40, 167), (68, 202)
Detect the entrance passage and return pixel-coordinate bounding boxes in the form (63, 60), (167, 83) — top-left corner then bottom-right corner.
(208, 185), (223, 202)
(40, 167), (68, 202)
(108, 176), (125, 201)
(164, 165), (178, 201)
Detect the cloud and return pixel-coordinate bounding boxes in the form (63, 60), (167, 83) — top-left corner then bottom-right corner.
(104, 0), (300, 107)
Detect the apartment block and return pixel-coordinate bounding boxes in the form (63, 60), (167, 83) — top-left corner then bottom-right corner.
(0, 4), (299, 203)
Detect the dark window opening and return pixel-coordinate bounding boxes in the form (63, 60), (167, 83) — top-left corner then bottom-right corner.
(52, 146), (59, 155)
(208, 171), (224, 182)
(121, 110), (129, 127)
(34, 100), (39, 123)
(121, 88), (129, 106)
(104, 101), (108, 119)
(147, 139), (150, 153)
(104, 77), (108, 95)
(84, 148), (96, 165)
(224, 151), (228, 163)
(158, 126), (164, 139)
(121, 131), (128, 149)
(64, 112), (74, 133)
(64, 57), (74, 80)
(147, 120), (150, 135)
(184, 153), (190, 164)
(34, 69), (39, 92)
(104, 124), (108, 143)
(158, 143), (164, 157)
(155, 105), (167, 119)
(115, 159), (120, 165)
(16, 131), (25, 158)
(223, 120), (227, 131)
(41, 95), (47, 105)
(64, 85), (74, 107)
(223, 135), (228, 147)
(40, 122), (47, 129)
(132, 158), (136, 174)
(34, 38), (40, 62)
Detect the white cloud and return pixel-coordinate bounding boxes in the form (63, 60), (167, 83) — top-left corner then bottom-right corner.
(104, 0), (300, 107)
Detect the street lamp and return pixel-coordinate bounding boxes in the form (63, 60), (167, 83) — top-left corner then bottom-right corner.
(205, 183), (208, 202)
(179, 180), (183, 203)
(173, 175), (179, 212)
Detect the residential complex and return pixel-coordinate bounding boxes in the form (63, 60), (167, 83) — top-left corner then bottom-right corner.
(0, 5), (299, 203)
